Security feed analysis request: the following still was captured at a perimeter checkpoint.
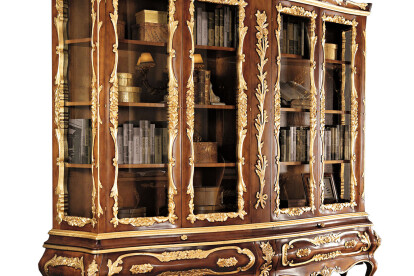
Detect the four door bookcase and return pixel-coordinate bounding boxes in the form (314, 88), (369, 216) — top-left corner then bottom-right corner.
(39, 0), (380, 275)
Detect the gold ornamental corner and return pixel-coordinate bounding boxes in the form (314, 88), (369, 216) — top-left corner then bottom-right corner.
(44, 255), (85, 276)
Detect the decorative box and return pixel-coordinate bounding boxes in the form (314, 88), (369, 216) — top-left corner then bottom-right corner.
(117, 73), (134, 87)
(119, 86), (142, 103)
(325, 43), (338, 60)
(135, 10), (168, 25)
(194, 187), (223, 214)
(133, 23), (168, 43)
(194, 142), (218, 163)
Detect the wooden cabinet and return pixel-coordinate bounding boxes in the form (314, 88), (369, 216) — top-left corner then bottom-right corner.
(39, 0), (380, 275)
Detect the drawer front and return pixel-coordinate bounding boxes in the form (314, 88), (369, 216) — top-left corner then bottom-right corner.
(281, 230), (371, 267)
(106, 245), (256, 275)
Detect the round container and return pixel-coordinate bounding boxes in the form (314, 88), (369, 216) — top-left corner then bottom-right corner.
(325, 43), (338, 60)
(119, 86), (142, 103)
(117, 73), (134, 87)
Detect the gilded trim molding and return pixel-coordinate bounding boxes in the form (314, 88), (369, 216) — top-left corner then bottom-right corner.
(254, 10), (270, 210)
(186, 0), (248, 223)
(320, 14), (359, 212)
(274, 4), (317, 217)
(54, 0), (96, 228)
(109, 0), (178, 227)
(44, 255), (84, 276)
(107, 246), (255, 276)
(130, 264), (154, 274)
(259, 242), (275, 276)
(289, 0), (370, 16)
(282, 231), (371, 267)
(217, 257), (238, 268)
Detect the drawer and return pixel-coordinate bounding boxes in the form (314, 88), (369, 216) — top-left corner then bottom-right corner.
(281, 230), (372, 267)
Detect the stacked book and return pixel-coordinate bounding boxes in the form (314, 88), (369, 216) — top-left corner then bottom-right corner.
(194, 69), (211, 105)
(67, 119), (91, 164)
(195, 5), (237, 48)
(324, 125), (351, 161)
(280, 16), (308, 56)
(280, 127), (310, 162)
(117, 120), (168, 165)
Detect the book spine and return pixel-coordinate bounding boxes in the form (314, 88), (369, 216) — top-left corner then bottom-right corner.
(162, 128), (168, 163)
(204, 70), (211, 105)
(293, 22), (299, 55)
(280, 129), (286, 162)
(155, 128), (162, 164)
(123, 123), (129, 164)
(214, 8), (219, 46)
(150, 123), (155, 163)
(290, 127), (296, 161)
(219, 8), (224, 47)
(197, 7), (203, 45)
(117, 126), (123, 165)
(133, 127), (140, 164)
(202, 11), (208, 46)
(224, 7), (228, 47)
(139, 126), (144, 164)
(288, 21), (294, 55)
(228, 8), (233, 47)
(145, 121), (150, 164)
(197, 70), (206, 104)
(301, 21), (305, 56)
(208, 12), (214, 46)
(128, 123), (134, 164)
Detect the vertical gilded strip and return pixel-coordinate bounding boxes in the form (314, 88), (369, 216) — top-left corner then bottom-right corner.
(186, 0), (248, 223)
(274, 4), (317, 217)
(320, 22), (326, 205)
(254, 10), (270, 209)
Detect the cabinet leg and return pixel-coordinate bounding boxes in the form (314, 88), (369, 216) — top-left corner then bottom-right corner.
(366, 260), (378, 276)
(340, 273), (348, 276)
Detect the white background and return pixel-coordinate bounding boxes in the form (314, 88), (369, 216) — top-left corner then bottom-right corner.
(0, 0), (412, 275)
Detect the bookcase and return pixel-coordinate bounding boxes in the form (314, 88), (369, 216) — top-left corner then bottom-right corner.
(39, 0), (380, 275)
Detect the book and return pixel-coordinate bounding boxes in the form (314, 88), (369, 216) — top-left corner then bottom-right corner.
(162, 127), (168, 163)
(117, 126), (123, 165)
(224, 7), (229, 47)
(228, 8), (233, 47)
(150, 123), (155, 163)
(289, 127), (296, 162)
(301, 21), (305, 56)
(280, 129), (287, 162)
(194, 69), (210, 104)
(133, 127), (141, 164)
(202, 11), (208, 46)
(197, 7), (203, 45)
(219, 8), (224, 47)
(214, 8), (220, 46)
(293, 22), (299, 55)
(155, 128), (163, 164)
(123, 123), (129, 164)
(287, 20), (294, 55)
(68, 119), (82, 164)
(140, 120), (150, 164)
(208, 12), (214, 46)
(128, 123), (134, 164)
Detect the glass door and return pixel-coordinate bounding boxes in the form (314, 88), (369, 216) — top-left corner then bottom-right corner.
(109, 0), (179, 227)
(54, 0), (101, 227)
(185, 0), (248, 224)
(274, 4), (317, 217)
(320, 14), (359, 211)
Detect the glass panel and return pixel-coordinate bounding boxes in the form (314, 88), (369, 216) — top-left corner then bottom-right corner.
(278, 14), (312, 209)
(323, 22), (353, 205)
(63, 0), (93, 218)
(116, 0), (170, 219)
(192, 1), (239, 215)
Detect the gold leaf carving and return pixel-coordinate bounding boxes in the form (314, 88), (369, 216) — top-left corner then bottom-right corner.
(254, 10), (270, 210)
(259, 242), (275, 276)
(296, 248), (311, 258)
(87, 260), (99, 276)
(310, 266), (340, 276)
(44, 255), (84, 276)
(344, 240), (358, 249)
(217, 257), (238, 268)
(186, 0), (248, 223)
(130, 264), (154, 274)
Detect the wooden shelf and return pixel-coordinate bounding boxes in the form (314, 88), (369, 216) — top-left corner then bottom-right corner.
(195, 45), (236, 52)
(65, 38), (91, 45)
(281, 107), (310, 113)
(65, 163), (92, 169)
(119, 164), (168, 169)
(195, 163), (236, 168)
(324, 160), (351, 164)
(118, 176), (168, 182)
(280, 161), (308, 166)
(65, 101), (92, 107)
(195, 104), (235, 110)
(325, 110), (351, 115)
(119, 39), (167, 48)
(326, 59), (351, 65)
(119, 102), (166, 108)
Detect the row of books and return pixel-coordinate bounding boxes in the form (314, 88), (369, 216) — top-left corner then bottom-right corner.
(67, 119), (91, 164)
(117, 120), (168, 165)
(324, 125), (351, 161)
(280, 16), (309, 56)
(195, 5), (237, 48)
(280, 127), (310, 162)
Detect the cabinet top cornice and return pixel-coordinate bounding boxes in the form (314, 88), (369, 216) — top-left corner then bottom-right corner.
(288, 0), (372, 16)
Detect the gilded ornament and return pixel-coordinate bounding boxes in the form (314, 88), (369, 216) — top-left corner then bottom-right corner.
(87, 260), (99, 276)
(107, 246), (255, 275)
(186, 0), (248, 223)
(274, 4), (317, 216)
(110, 0), (178, 227)
(344, 240), (358, 248)
(373, 230), (381, 247)
(217, 257), (238, 268)
(259, 242), (275, 276)
(254, 10), (270, 210)
(310, 266), (340, 276)
(44, 255), (84, 276)
(130, 264), (154, 274)
(296, 248), (311, 258)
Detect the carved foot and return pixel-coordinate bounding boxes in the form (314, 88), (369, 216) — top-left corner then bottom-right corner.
(366, 260), (378, 276)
